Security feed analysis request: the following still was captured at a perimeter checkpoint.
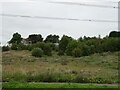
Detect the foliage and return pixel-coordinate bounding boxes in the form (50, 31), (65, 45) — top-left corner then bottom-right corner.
(109, 31), (120, 37)
(44, 34), (59, 43)
(9, 32), (22, 44)
(101, 37), (120, 52)
(65, 36), (120, 57)
(58, 50), (64, 56)
(11, 43), (18, 50)
(32, 48), (43, 57)
(2, 46), (10, 52)
(34, 42), (52, 56)
(50, 44), (59, 51)
(17, 44), (28, 50)
(8, 32), (120, 57)
(65, 40), (90, 57)
(72, 48), (82, 57)
(26, 45), (35, 51)
(43, 43), (52, 56)
(66, 40), (78, 56)
(59, 35), (73, 53)
(28, 34), (43, 44)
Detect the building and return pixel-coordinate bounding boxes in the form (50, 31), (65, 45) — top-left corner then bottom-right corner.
(21, 39), (32, 45)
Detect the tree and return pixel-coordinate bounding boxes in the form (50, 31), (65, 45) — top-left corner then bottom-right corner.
(66, 40), (78, 56)
(59, 35), (73, 53)
(109, 31), (120, 37)
(102, 38), (120, 52)
(28, 34), (43, 43)
(79, 44), (90, 56)
(44, 34), (59, 43)
(9, 32), (22, 44)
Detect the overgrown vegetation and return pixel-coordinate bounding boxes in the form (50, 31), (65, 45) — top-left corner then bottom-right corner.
(3, 31), (120, 58)
(2, 31), (119, 88)
(2, 50), (119, 84)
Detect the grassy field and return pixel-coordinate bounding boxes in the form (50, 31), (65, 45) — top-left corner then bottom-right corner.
(2, 82), (119, 88)
(2, 50), (119, 88)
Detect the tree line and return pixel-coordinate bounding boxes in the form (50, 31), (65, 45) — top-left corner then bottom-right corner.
(2, 31), (120, 57)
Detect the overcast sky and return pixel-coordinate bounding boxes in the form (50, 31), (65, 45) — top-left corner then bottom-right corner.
(0, 0), (119, 45)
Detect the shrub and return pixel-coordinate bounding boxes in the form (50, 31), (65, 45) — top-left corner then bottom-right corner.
(72, 48), (82, 57)
(11, 43), (18, 50)
(80, 44), (90, 56)
(33, 42), (52, 56)
(26, 44), (35, 51)
(32, 48), (43, 57)
(2, 46), (10, 52)
(58, 50), (64, 56)
(17, 43), (27, 50)
(43, 44), (52, 56)
(54, 45), (59, 52)
(50, 44), (59, 51)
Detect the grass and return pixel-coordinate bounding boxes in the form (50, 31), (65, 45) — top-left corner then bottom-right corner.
(2, 50), (119, 86)
(2, 82), (119, 88)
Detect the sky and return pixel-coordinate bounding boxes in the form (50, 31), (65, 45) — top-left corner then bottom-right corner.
(0, 0), (119, 46)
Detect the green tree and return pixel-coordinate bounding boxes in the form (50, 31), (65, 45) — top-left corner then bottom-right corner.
(9, 32), (22, 44)
(109, 31), (120, 37)
(66, 40), (78, 56)
(102, 38), (120, 52)
(79, 44), (90, 56)
(28, 34), (43, 43)
(44, 34), (59, 43)
(59, 35), (73, 53)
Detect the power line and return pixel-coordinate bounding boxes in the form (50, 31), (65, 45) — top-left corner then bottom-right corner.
(0, 14), (119, 23)
(50, 2), (118, 9)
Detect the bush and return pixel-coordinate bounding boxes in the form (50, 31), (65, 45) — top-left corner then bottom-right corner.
(2, 46), (10, 52)
(32, 48), (43, 57)
(17, 43), (28, 50)
(11, 43), (18, 50)
(72, 48), (82, 57)
(49, 44), (59, 51)
(58, 50), (64, 56)
(43, 44), (52, 56)
(26, 44), (35, 51)
(33, 42), (52, 56)
(79, 44), (90, 56)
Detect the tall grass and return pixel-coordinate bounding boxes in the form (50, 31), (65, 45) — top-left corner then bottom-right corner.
(2, 50), (119, 84)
